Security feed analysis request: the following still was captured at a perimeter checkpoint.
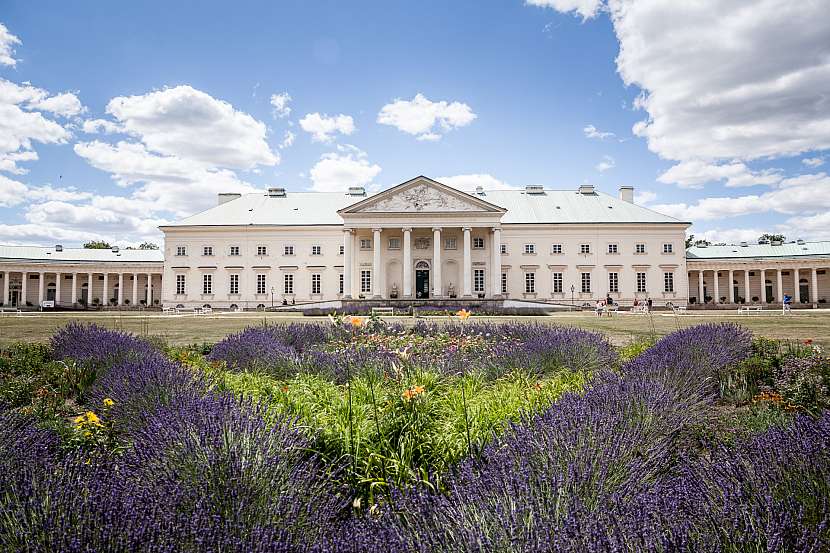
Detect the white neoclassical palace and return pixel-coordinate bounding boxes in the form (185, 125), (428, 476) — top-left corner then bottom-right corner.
(1, 176), (828, 310)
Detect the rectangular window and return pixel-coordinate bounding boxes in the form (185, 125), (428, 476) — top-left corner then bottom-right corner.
(608, 272), (619, 293)
(473, 269), (485, 293)
(257, 245), (267, 256)
(551, 244), (562, 254)
(230, 274), (240, 295)
(283, 273), (294, 294)
(637, 272), (647, 293)
(202, 274), (212, 294)
(311, 273), (321, 294)
(635, 243), (646, 254)
(339, 273), (344, 294)
(203, 246), (213, 256)
(552, 272), (563, 293)
(176, 246), (187, 256)
(525, 272), (536, 294)
(608, 244), (618, 254)
(388, 238), (401, 250)
(580, 244), (590, 254)
(581, 272), (591, 293)
(500, 244), (507, 254)
(414, 237), (430, 249)
(360, 270), (371, 293)
(311, 245), (322, 256)
(360, 239), (372, 250)
(663, 243), (673, 254)
(256, 274), (266, 295)
(339, 245), (345, 255)
(175, 274), (186, 295)
(524, 243), (536, 254)
(472, 237), (485, 249)
(444, 237), (457, 250)
(230, 246), (240, 256)
(501, 272), (508, 294)
(664, 272), (674, 292)
(283, 245), (294, 256)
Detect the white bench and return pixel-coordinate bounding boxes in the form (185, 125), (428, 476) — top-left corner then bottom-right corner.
(163, 306), (177, 315)
(630, 305), (648, 315)
(0, 307), (23, 316)
(371, 307), (394, 316)
(672, 305), (687, 314)
(738, 305), (763, 315)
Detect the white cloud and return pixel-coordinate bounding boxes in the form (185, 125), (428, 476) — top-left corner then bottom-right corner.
(377, 93), (476, 141)
(692, 227), (767, 245)
(583, 124), (615, 140)
(0, 174), (28, 207)
(0, 151), (37, 174)
(0, 23), (21, 67)
(436, 173), (523, 192)
(657, 159), (782, 189)
(299, 112), (355, 143)
(82, 118), (123, 134)
(104, 85), (278, 169)
(308, 149), (381, 192)
(595, 155), (615, 172)
(802, 157), (824, 168)
(651, 195), (766, 222)
(633, 190), (657, 204)
(279, 129), (295, 149)
(270, 92), (292, 119)
(783, 212), (830, 240)
(526, 0), (603, 19)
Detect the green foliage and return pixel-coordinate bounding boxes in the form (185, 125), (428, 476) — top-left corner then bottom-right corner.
(83, 240), (111, 249)
(213, 364), (588, 500)
(618, 337), (655, 363)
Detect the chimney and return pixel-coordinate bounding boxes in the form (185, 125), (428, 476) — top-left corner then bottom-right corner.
(525, 185), (545, 194)
(267, 187), (286, 197)
(578, 184), (595, 195)
(475, 185), (484, 195)
(619, 186), (634, 203)
(348, 186), (366, 196)
(218, 193), (242, 205)
(55, 244), (63, 252)
(111, 246), (119, 253)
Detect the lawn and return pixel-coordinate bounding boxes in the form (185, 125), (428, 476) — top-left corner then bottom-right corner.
(1, 316), (828, 551)
(2, 308), (830, 346)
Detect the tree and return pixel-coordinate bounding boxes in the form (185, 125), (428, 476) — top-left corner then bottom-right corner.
(685, 235), (711, 248)
(758, 233), (785, 243)
(83, 240), (111, 249)
(138, 242), (159, 250)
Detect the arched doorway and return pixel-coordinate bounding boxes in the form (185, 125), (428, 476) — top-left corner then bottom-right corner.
(80, 283), (89, 305)
(415, 260), (430, 299)
(799, 278), (809, 303)
(46, 282), (56, 301)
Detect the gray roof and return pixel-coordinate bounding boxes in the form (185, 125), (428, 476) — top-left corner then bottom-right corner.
(0, 245), (163, 263)
(163, 187), (687, 227)
(686, 241), (830, 261)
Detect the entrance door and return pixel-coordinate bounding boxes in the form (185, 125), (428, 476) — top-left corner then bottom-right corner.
(415, 270), (430, 299)
(799, 279), (809, 303)
(10, 290), (19, 307)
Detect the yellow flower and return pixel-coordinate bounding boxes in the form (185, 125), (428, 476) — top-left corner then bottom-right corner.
(456, 309), (471, 321)
(75, 411), (103, 428)
(348, 316), (365, 328)
(103, 398), (114, 408)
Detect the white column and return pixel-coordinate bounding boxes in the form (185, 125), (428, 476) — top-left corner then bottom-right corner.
(402, 227), (412, 298)
(132, 273), (138, 306)
(760, 269), (766, 303)
(38, 271), (45, 306)
(343, 229), (353, 299)
(71, 273), (78, 305)
(102, 273), (109, 306)
(462, 227), (472, 297)
(793, 268), (799, 303)
(811, 267), (819, 304)
(698, 271), (704, 303)
(713, 270), (720, 304)
(776, 269), (783, 304)
(87, 273), (93, 306)
(118, 273), (124, 305)
(491, 227), (501, 298)
(3, 271), (10, 306)
(372, 228), (382, 298)
(21, 271), (28, 307)
(55, 272), (61, 307)
(432, 227), (442, 297)
(147, 273), (153, 307)
(728, 269), (734, 303)
(744, 270), (750, 304)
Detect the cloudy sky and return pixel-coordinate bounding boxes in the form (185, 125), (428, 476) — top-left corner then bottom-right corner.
(0, 0), (828, 246)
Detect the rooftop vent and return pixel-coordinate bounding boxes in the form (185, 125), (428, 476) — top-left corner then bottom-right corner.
(771, 240), (783, 246)
(740, 241), (748, 247)
(758, 239), (769, 244)
(55, 244), (63, 252)
(218, 193), (242, 205)
(348, 186), (366, 196)
(578, 184), (595, 195)
(797, 239), (805, 245)
(697, 243), (708, 248)
(475, 185), (484, 195)
(618, 186), (634, 203)
(111, 246), (119, 253)
(525, 185), (545, 194)
(267, 187), (286, 198)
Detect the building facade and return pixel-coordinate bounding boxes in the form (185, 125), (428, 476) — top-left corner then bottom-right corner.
(1, 176), (827, 311)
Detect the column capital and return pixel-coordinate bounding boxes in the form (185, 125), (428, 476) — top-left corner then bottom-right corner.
(343, 227), (354, 234)
(372, 227), (382, 233)
(492, 226), (501, 233)
(432, 227), (442, 232)
(401, 227), (412, 233)
(462, 226), (472, 232)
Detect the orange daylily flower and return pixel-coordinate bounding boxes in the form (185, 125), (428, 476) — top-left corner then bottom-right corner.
(348, 316), (365, 328)
(402, 385), (425, 401)
(456, 309), (471, 321)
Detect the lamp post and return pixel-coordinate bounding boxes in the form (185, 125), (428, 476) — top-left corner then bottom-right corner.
(270, 286), (275, 309)
(570, 284), (575, 311)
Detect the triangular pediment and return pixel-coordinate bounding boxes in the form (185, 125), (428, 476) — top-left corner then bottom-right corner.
(339, 176), (506, 214)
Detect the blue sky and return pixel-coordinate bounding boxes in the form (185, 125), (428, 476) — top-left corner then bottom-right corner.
(1, 0), (828, 246)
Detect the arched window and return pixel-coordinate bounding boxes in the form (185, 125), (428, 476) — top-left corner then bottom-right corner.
(415, 260), (430, 270)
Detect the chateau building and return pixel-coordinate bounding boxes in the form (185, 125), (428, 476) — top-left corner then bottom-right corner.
(0, 176), (827, 310)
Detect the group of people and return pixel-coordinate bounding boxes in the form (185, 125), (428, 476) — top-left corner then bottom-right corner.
(595, 296), (653, 317)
